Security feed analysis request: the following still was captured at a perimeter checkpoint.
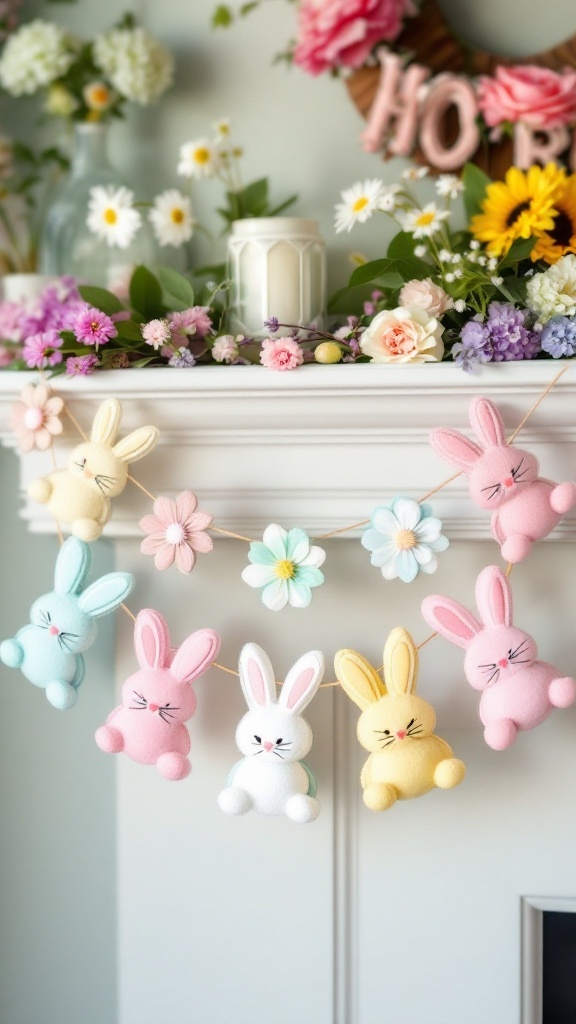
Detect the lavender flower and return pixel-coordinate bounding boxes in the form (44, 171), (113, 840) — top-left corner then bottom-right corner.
(66, 354), (100, 376)
(455, 303), (540, 372)
(540, 316), (576, 358)
(169, 346), (196, 367)
(263, 316), (279, 332)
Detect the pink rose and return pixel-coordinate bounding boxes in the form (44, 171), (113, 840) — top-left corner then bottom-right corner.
(360, 305), (444, 363)
(260, 337), (304, 371)
(399, 278), (453, 318)
(294, 0), (412, 77)
(477, 65), (576, 130)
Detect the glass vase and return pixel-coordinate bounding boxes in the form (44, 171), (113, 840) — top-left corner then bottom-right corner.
(227, 217), (326, 338)
(39, 122), (156, 291)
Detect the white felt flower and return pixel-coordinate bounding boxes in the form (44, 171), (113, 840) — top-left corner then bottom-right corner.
(86, 185), (142, 249)
(362, 497), (449, 583)
(148, 189), (194, 247)
(242, 524), (326, 611)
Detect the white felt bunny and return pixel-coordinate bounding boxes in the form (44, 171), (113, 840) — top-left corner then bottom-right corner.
(218, 643), (324, 824)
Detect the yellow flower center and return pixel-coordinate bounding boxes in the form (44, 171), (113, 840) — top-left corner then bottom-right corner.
(90, 85), (110, 105)
(194, 147), (210, 164)
(104, 208), (117, 225)
(352, 196), (369, 213)
(276, 559), (296, 580)
(171, 208), (185, 223)
(395, 529), (417, 551)
(416, 211), (435, 227)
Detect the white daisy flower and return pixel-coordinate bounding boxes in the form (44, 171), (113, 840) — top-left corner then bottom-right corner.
(86, 185), (142, 249)
(398, 203), (450, 239)
(401, 165), (429, 182)
(212, 117), (231, 138)
(334, 178), (385, 233)
(177, 138), (220, 179)
(376, 183), (402, 212)
(148, 189), (194, 247)
(435, 174), (463, 199)
(361, 496), (449, 583)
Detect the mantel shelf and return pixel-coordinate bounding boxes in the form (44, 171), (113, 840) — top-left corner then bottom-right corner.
(0, 362), (575, 540)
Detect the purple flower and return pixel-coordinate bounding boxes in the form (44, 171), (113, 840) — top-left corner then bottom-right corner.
(66, 354), (100, 377)
(23, 330), (63, 369)
(169, 306), (213, 343)
(456, 303), (540, 372)
(263, 317), (279, 332)
(451, 338), (492, 374)
(168, 347), (196, 367)
(540, 316), (576, 358)
(73, 306), (117, 346)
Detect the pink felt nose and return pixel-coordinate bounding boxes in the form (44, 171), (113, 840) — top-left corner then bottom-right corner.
(148, 703), (159, 712)
(503, 477), (514, 488)
(498, 658), (508, 668)
(49, 625), (59, 636)
(396, 730), (406, 739)
(263, 741), (273, 752)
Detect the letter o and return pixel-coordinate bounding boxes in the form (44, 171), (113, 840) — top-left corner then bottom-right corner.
(419, 75), (480, 171)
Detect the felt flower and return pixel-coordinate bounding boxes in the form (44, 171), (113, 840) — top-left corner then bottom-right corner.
(242, 525), (326, 611)
(334, 179), (385, 233)
(148, 189), (194, 247)
(362, 497), (449, 583)
(86, 185), (142, 249)
(360, 305), (444, 363)
(398, 202), (450, 239)
(140, 491), (213, 573)
(260, 336), (304, 370)
(10, 383), (63, 452)
(293, 0), (411, 76)
(398, 278), (453, 317)
(477, 65), (576, 130)
(470, 163), (565, 258)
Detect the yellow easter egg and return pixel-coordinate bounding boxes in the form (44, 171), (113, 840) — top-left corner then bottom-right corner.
(315, 341), (342, 364)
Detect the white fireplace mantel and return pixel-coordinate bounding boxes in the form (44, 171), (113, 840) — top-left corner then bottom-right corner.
(0, 361), (575, 539)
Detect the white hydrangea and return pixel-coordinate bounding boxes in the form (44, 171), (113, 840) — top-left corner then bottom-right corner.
(93, 27), (174, 104)
(526, 254), (576, 323)
(0, 19), (76, 96)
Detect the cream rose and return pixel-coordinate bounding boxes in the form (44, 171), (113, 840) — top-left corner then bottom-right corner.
(399, 278), (453, 317)
(360, 305), (445, 363)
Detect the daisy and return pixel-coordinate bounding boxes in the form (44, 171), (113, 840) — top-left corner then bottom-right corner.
(10, 383), (63, 453)
(361, 496), (449, 583)
(86, 185), (142, 248)
(470, 163), (565, 258)
(377, 183), (402, 212)
(435, 174), (464, 199)
(401, 165), (429, 182)
(140, 491), (213, 574)
(212, 117), (231, 137)
(242, 524), (326, 611)
(177, 138), (220, 179)
(334, 179), (384, 233)
(398, 203), (451, 239)
(148, 189), (194, 247)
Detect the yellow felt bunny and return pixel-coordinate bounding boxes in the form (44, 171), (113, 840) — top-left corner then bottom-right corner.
(28, 398), (159, 542)
(335, 627), (465, 812)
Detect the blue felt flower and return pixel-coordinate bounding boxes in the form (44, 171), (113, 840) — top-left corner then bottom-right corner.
(242, 524), (326, 611)
(361, 496), (449, 583)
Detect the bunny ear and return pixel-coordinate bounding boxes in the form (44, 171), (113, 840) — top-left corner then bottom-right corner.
(383, 627), (418, 696)
(278, 650), (325, 715)
(421, 594), (482, 649)
(334, 649), (386, 710)
(113, 426), (159, 464)
(171, 628), (221, 685)
(239, 643), (277, 709)
(429, 427), (482, 471)
(475, 566), (512, 627)
(91, 398), (122, 446)
(469, 397), (506, 448)
(134, 609), (171, 669)
(54, 536), (91, 595)
(77, 572), (134, 619)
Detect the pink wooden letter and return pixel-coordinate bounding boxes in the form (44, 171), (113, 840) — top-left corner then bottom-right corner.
(361, 48), (430, 156)
(419, 75), (480, 170)
(514, 122), (570, 169)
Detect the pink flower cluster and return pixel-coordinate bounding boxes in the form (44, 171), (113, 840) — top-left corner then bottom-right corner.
(259, 337), (304, 371)
(293, 0), (412, 76)
(477, 65), (576, 130)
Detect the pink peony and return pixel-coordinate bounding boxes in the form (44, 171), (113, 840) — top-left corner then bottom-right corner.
(259, 337), (304, 371)
(169, 306), (213, 343)
(359, 305), (444, 363)
(477, 65), (576, 130)
(399, 278), (453, 317)
(294, 0), (412, 76)
(139, 491), (213, 574)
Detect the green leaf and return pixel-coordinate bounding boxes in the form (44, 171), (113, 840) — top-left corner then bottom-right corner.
(129, 265), (164, 320)
(327, 283), (375, 316)
(211, 4), (233, 27)
(267, 194), (298, 217)
(78, 285), (125, 316)
(238, 177), (269, 217)
(499, 236), (537, 269)
(462, 163), (491, 221)
(349, 256), (430, 288)
(115, 320), (146, 342)
(386, 231), (417, 260)
(240, 1), (259, 13)
(132, 356), (158, 368)
(156, 266), (195, 311)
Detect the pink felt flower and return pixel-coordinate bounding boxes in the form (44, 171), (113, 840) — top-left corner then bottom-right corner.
(259, 336), (304, 371)
(293, 0), (412, 76)
(139, 491), (214, 573)
(9, 383), (64, 453)
(477, 65), (576, 130)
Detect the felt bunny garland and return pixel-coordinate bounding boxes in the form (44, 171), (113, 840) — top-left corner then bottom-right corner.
(335, 628), (466, 811)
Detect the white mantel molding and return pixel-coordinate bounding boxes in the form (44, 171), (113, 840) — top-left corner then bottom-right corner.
(0, 361), (575, 539)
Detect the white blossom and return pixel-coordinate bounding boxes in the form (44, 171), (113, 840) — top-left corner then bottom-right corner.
(93, 26), (174, 104)
(0, 20), (76, 96)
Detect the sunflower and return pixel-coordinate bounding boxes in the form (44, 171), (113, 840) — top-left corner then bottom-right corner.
(470, 163), (566, 258)
(530, 174), (576, 264)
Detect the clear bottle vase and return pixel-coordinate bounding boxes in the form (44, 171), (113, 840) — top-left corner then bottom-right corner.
(39, 122), (156, 291)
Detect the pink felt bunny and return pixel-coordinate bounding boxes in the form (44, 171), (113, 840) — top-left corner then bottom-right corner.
(430, 396), (576, 562)
(95, 609), (220, 780)
(421, 566), (576, 750)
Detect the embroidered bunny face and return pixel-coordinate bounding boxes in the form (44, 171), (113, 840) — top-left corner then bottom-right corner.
(121, 666), (197, 726)
(357, 692), (436, 753)
(464, 627), (537, 691)
(29, 591), (98, 654)
(68, 441), (128, 498)
(467, 446), (538, 511)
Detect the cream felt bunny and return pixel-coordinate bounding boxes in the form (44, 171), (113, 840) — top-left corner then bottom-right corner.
(430, 396), (576, 563)
(28, 398), (159, 542)
(335, 628), (465, 812)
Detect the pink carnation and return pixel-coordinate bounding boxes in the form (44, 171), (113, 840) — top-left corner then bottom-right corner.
(73, 306), (117, 346)
(477, 65), (576, 130)
(259, 337), (304, 371)
(294, 0), (412, 76)
(169, 306), (213, 343)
